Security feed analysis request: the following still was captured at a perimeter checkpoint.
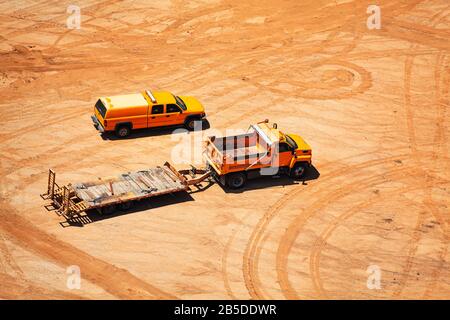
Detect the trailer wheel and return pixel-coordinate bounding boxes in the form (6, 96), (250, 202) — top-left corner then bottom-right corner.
(115, 125), (131, 138)
(101, 205), (116, 215)
(226, 172), (246, 189)
(118, 201), (133, 211)
(290, 163), (307, 179)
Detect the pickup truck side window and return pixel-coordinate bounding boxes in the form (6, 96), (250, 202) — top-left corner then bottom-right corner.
(166, 104), (181, 113)
(279, 143), (291, 153)
(151, 105), (164, 114)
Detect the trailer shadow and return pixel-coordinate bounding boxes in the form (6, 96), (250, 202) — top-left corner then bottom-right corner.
(60, 191), (195, 227)
(99, 120), (210, 141)
(222, 164), (320, 194)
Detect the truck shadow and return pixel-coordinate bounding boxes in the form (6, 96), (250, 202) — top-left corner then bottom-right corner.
(222, 165), (320, 194)
(99, 120), (211, 140)
(61, 192), (195, 227)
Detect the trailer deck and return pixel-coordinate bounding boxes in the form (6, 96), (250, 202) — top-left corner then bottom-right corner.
(73, 166), (187, 207)
(41, 162), (211, 220)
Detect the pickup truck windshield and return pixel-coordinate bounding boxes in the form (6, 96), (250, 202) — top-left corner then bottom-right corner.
(174, 95), (187, 111)
(95, 99), (107, 118)
(285, 135), (298, 150)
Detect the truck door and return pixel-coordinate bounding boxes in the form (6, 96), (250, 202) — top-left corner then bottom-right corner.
(275, 142), (294, 168)
(147, 104), (165, 127)
(165, 104), (183, 126)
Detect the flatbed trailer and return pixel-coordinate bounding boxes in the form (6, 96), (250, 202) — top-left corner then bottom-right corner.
(41, 162), (210, 220)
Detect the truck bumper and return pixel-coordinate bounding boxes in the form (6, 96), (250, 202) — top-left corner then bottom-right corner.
(91, 115), (104, 133)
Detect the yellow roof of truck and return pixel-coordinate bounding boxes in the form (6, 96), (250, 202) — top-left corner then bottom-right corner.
(101, 90), (176, 109)
(152, 91), (176, 104)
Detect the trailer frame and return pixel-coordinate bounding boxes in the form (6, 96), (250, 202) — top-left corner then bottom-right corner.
(41, 162), (211, 220)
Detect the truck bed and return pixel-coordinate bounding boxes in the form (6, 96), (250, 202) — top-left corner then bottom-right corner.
(205, 131), (270, 175)
(72, 166), (187, 209)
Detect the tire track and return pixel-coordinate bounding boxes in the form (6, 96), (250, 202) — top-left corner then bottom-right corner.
(222, 229), (239, 300)
(0, 201), (177, 299)
(243, 152), (412, 299)
(0, 234), (25, 279)
(421, 51), (450, 298)
(395, 9), (449, 297)
(276, 165), (421, 299)
(309, 179), (450, 299)
(0, 272), (86, 300)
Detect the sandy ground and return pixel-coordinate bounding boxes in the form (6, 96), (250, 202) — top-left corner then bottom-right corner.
(0, 0), (449, 299)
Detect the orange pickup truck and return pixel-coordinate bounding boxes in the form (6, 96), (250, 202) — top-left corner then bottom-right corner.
(92, 89), (206, 137)
(204, 120), (312, 188)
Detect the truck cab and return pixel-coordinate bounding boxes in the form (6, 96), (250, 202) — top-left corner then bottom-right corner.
(92, 89), (206, 137)
(204, 120), (312, 189)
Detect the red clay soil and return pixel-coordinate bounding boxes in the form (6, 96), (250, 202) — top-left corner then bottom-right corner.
(0, 0), (449, 299)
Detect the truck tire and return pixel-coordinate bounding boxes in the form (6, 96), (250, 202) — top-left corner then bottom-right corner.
(184, 117), (199, 131)
(226, 172), (247, 189)
(115, 125), (131, 138)
(290, 163), (307, 179)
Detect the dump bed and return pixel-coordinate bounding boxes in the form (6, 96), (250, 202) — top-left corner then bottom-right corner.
(204, 129), (271, 175)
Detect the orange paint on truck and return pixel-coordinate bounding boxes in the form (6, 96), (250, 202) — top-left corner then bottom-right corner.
(204, 120), (312, 189)
(92, 89), (206, 137)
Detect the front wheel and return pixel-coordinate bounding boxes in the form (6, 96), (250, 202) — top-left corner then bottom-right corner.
(184, 118), (200, 131)
(290, 163), (307, 179)
(226, 172), (247, 189)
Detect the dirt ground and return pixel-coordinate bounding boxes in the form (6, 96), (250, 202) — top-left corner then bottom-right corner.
(0, 0), (449, 299)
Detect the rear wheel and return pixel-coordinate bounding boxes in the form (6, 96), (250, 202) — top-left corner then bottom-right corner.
(115, 125), (131, 138)
(226, 172), (247, 189)
(290, 163), (307, 179)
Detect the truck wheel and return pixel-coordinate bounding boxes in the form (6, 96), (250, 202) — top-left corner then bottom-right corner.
(226, 172), (246, 189)
(290, 163), (307, 179)
(185, 118), (199, 131)
(115, 125), (131, 138)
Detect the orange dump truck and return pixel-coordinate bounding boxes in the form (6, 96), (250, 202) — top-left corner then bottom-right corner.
(204, 120), (312, 188)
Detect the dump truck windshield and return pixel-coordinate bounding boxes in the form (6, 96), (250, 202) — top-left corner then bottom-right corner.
(174, 95), (187, 111)
(95, 99), (107, 118)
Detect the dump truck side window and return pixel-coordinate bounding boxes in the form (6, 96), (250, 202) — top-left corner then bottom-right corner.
(152, 105), (164, 114)
(166, 104), (181, 113)
(95, 99), (107, 118)
(279, 143), (291, 152)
